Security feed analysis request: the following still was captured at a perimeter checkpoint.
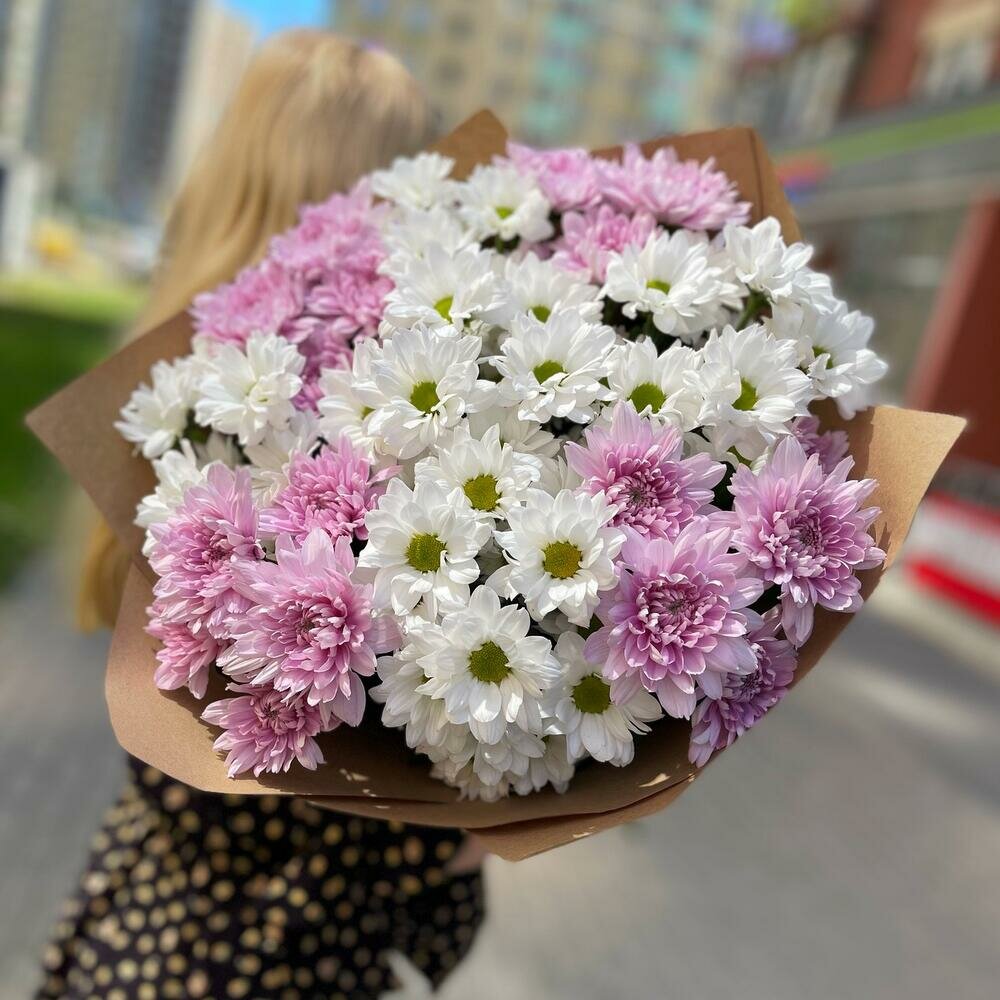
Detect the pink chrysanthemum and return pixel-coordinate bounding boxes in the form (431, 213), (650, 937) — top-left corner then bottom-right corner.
(506, 142), (601, 212)
(259, 439), (395, 545)
(201, 681), (334, 778)
(688, 613), (798, 767)
(594, 143), (751, 230)
(269, 181), (386, 279)
(585, 522), (763, 718)
(730, 435), (885, 646)
(791, 414), (850, 474)
(221, 530), (398, 720)
(304, 258), (393, 341)
(191, 258), (306, 347)
(149, 464), (263, 639)
(551, 204), (656, 282)
(566, 403), (725, 539)
(146, 599), (221, 699)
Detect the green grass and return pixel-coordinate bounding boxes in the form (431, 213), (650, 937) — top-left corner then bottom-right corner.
(0, 297), (133, 586)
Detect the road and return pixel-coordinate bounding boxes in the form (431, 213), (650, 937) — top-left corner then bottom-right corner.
(1, 555), (997, 999)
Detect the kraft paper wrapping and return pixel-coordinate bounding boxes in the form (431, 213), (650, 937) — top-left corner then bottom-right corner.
(27, 111), (964, 860)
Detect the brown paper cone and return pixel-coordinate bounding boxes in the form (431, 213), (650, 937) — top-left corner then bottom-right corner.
(28, 111), (965, 860)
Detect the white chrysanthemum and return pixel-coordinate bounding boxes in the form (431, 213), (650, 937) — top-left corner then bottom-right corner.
(688, 324), (813, 453)
(116, 355), (203, 459)
(489, 252), (601, 326)
(193, 332), (304, 446)
(135, 444), (204, 541)
(546, 633), (661, 766)
(456, 162), (554, 244)
(510, 735), (575, 795)
(381, 204), (475, 270)
(414, 586), (560, 744)
(381, 243), (503, 332)
(722, 217), (836, 310)
(358, 479), (490, 617)
(492, 309), (616, 424)
(466, 406), (560, 458)
(370, 151), (454, 209)
(371, 620), (468, 751)
(685, 425), (770, 472)
(316, 340), (380, 455)
(605, 337), (703, 429)
(491, 489), (625, 625)
(770, 301), (887, 417)
(535, 455), (582, 495)
(428, 753), (510, 802)
(359, 325), (493, 460)
(242, 410), (322, 505)
(603, 230), (737, 340)
(414, 424), (542, 521)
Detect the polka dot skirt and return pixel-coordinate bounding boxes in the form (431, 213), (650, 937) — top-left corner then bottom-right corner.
(36, 758), (484, 999)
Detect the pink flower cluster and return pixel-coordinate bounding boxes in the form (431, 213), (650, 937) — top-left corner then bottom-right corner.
(571, 413), (883, 765)
(191, 182), (391, 407)
(145, 444), (399, 778)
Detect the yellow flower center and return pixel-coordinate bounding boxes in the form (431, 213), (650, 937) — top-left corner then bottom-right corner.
(463, 474), (500, 512)
(572, 673), (612, 714)
(468, 641), (510, 683)
(532, 359), (564, 384)
(542, 541), (582, 580)
(409, 380), (440, 414)
(531, 305), (551, 322)
(646, 278), (672, 294)
(405, 533), (446, 572)
(733, 378), (758, 411)
(629, 382), (666, 413)
(433, 295), (453, 320)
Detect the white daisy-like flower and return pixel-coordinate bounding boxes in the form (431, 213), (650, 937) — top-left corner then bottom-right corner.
(688, 324), (813, 453)
(510, 734), (575, 795)
(381, 204), (475, 270)
(491, 488), (625, 626)
(685, 425), (770, 472)
(428, 753), (510, 802)
(605, 337), (703, 429)
(193, 332), (304, 446)
(603, 230), (737, 340)
(316, 340), (380, 455)
(722, 217), (836, 311)
(433, 725), (547, 790)
(358, 479), (490, 617)
(370, 151), (455, 210)
(546, 632), (661, 766)
(381, 243), (503, 333)
(535, 455), (582, 495)
(770, 301), (887, 416)
(371, 620), (467, 751)
(466, 406), (560, 458)
(414, 586), (560, 744)
(492, 309), (616, 424)
(116, 355), (203, 459)
(456, 162), (554, 244)
(242, 409), (322, 505)
(489, 252), (602, 326)
(136, 443), (206, 541)
(359, 325), (493, 460)
(414, 424), (542, 521)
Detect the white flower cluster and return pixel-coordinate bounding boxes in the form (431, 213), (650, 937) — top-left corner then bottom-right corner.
(120, 144), (887, 800)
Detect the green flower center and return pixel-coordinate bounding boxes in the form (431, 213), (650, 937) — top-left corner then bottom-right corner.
(572, 673), (612, 714)
(495, 206), (513, 219)
(646, 278), (672, 294)
(530, 304), (551, 322)
(433, 295), (453, 320)
(463, 473), (500, 512)
(542, 541), (582, 580)
(812, 344), (828, 359)
(733, 378), (758, 411)
(468, 640), (510, 683)
(629, 382), (666, 413)
(533, 359), (564, 384)
(409, 380), (440, 414)
(405, 533), (446, 572)
(360, 405), (373, 419)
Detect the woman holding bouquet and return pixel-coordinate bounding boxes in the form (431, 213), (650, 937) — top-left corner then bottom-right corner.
(39, 31), (484, 1000)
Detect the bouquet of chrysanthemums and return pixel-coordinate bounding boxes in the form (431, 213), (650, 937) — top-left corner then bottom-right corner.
(30, 113), (962, 858)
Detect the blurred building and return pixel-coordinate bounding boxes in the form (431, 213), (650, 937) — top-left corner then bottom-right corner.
(22, 0), (252, 229)
(0, 0), (49, 269)
(332, 0), (750, 145)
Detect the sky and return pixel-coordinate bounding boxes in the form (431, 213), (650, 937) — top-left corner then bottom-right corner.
(223, 0), (328, 39)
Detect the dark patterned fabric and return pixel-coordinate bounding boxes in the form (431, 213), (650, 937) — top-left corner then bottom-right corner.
(37, 758), (484, 999)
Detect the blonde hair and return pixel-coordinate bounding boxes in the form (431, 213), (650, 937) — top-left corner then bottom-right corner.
(78, 30), (435, 629)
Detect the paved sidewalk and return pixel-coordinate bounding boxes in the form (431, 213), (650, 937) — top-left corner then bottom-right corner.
(1, 559), (997, 999)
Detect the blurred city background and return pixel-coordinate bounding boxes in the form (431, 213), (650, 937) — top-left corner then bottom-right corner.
(1, 1), (998, 997)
